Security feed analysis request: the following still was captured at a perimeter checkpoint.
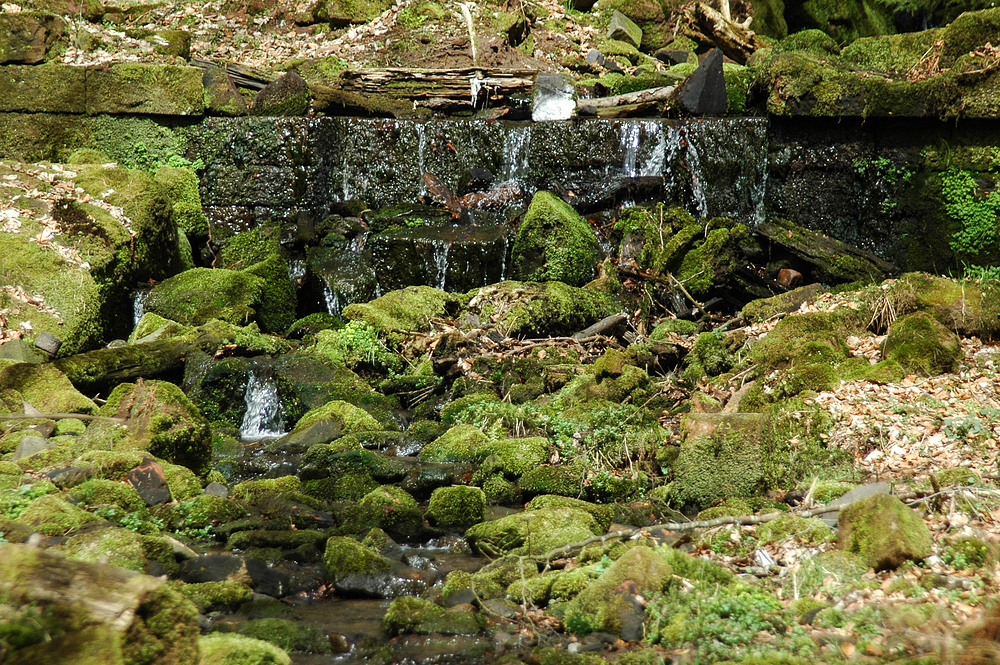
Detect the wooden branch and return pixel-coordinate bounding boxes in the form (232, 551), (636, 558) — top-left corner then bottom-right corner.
(577, 85), (677, 111)
(679, 2), (764, 64)
(336, 68), (535, 103)
(573, 313), (628, 340)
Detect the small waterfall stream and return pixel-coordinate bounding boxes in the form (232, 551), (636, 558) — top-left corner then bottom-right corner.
(240, 370), (286, 440)
(132, 291), (148, 327)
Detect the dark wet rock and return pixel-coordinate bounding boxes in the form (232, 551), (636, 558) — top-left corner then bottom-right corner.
(654, 48), (691, 65)
(33, 331), (62, 355)
(179, 553), (291, 597)
(305, 245), (377, 319)
(46, 465), (96, 488)
(586, 48), (624, 74)
(272, 353), (398, 426)
(675, 48), (727, 115)
(457, 168), (494, 195)
(252, 72), (310, 116)
(128, 459), (173, 506)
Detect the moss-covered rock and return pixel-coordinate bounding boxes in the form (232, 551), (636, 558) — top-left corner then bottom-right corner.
(526, 494), (614, 532)
(154, 166), (209, 238)
(0, 12), (68, 65)
(838, 494), (932, 570)
(0, 362), (97, 415)
(100, 379), (212, 476)
(756, 514), (835, 546)
(383, 595), (486, 636)
(198, 633), (291, 665)
(69, 478), (145, 511)
(316, 0), (394, 25)
(86, 63), (204, 116)
(489, 436), (551, 477)
(322, 535), (391, 581)
(230, 476), (301, 504)
(342, 286), (464, 346)
(467, 281), (619, 338)
(426, 485), (486, 528)
(354, 485), (424, 540)
(511, 191), (601, 287)
(563, 545), (672, 638)
(60, 526), (155, 572)
(176, 579), (253, 612)
(518, 464), (584, 499)
(882, 311), (962, 375)
(146, 267), (266, 328)
(16, 493), (96, 535)
(279, 399), (386, 451)
(218, 224), (297, 334)
(233, 617), (332, 654)
(417, 424), (491, 464)
(314, 320), (404, 374)
(464, 506), (601, 557)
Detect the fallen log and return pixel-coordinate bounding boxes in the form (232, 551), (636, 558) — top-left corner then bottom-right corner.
(576, 85), (677, 111)
(337, 68), (536, 106)
(756, 218), (897, 283)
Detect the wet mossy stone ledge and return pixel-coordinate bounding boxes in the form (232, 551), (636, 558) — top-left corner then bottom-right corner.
(0, 63), (204, 115)
(752, 8), (1000, 119)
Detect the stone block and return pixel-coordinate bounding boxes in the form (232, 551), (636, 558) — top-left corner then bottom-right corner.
(607, 10), (642, 49)
(0, 64), (86, 113)
(86, 63), (204, 115)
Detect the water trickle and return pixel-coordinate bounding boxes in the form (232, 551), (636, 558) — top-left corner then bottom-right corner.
(240, 371), (286, 441)
(430, 239), (451, 290)
(416, 124), (428, 180)
(502, 125), (531, 181)
(620, 122), (641, 178)
(322, 284), (343, 318)
(132, 291), (148, 327)
(680, 126), (708, 219)
(639, 121), (668, 177)
(288, 258), (306, 284)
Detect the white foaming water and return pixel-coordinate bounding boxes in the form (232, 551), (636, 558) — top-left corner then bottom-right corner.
(132, 291), (148, 326)
(680, 126), (708, 219)
(639, 121), (668, 177)
(240, 372), (286, 440)
(416, 123), (428, 180)
(502, 126), (531, 181)
(430, 239), (451, 290)
(620, 122), (641, 178)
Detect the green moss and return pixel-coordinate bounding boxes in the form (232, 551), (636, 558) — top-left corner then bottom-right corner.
(197, 633), (291, 665)
(219, 225), (297, 333)
(792, 549), (868, 596)
(676, 221), (752, 297)
(511, 191), (601, 286)
(481, 474), (519, 505)
(342, 286), (464, 346)
(354, 485), (423, 539)
(882, 311), (962, 376)
(417, 424), (490, 464)
(161, 462), (202, 501)
(101, 380), (212, 476)
(322, 535), (391, 581)
(526, 495), (613, 532)
(518, 465), (584, 499)
(230, 476), (301, 503)
(468, 281), (618, 339)
(177, 494), (248, 529)
(314, 321), (403, 373)
(383, 596), (485, 636)
(175, 580), (253, 612)
(234, 618), (332, 655)
(0, 363), (97, 415)
(69, 479), (145, 511)
(16, 493), (96, 535)
(145, 268), (265, 327)
(756, 514), (834, 545)
(464, 506), (600, 557)
(488, 437), (551, 477)
(153, 166), (208, 238)
(315, 0), (394, 24)
(838, 494), (932, 570)
(294, 399), (383, 432)
(87, 63), (204, 116)
(60, 526), (150, 572)
(426, 485), (486, 528)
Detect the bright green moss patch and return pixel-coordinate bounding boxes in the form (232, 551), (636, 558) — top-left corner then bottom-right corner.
(145, 267), (265, 327)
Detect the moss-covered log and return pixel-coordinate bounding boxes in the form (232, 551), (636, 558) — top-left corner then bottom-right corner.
(757, 218), (897, 283)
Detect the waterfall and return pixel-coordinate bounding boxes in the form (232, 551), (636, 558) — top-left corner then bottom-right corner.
(240, 371), (286, 440)
(132, 291), (148, 326)
(430, 239), (451, 290)
(639, 121), (668, 177)
(416, 123), (428, 180)
(620, 122), (641, 178)
(322, 284), (343, 318)
(679, 126), (708, 219)
(502, 125), (531, 181)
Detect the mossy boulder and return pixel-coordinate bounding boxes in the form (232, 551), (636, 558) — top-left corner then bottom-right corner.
(251, 72), (310, 117)
(314, 320), (404, 374)
(100, 379), (212, 476)
(278, 399), (385, 451)
(354, 485), (424, 540)
(756, 514), (835, 546)
(0, 543), (199, 665)
(233, 617), (332, 655)
(154, 166), (209, 238)
(0, 12), (68, 65)
(383, 595), (486, 636)
(218, 224), (297, 333)
(467, 281), (619, 338)
(518, 464), (584, 499)
(464, 506), (602, 556)
(417, 424), (491, 464)
(671, 413), (780, 509)
(511, 191), (602, 287)
(316, 0), (394, 25)
(69, 478), (145, 511)
(526, 494), (613, 532)
(342, 286), (464, 346)
(563, 545), (673, 638)
(176, 580), (253, 612)
(198, 633), (291, 665)
(86, 63), (204, 116)
(60, 526), (155, 573)
(230, 476), (301, 504)
(871, 273), (1000, 340)
(838, 494), (933, 571)
(0, 363), (97, 415)
(145, 267), (266, 328)
(488, 436), (551, 477)
(882, 311), (963, 375)
(742, 283), (826, 323)
(15, 493), (96, 535)
(426, 485), (486, 528)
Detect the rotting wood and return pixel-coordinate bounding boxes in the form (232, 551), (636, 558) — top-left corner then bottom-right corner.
(577, 85), (677, 111)
(337, 68), (536, 104)
(191, 58), (273, 89)
(678, 2), (764, 64)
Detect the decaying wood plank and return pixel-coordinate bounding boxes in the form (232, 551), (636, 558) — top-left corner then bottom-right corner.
(679, 2), (764, 64)
(337, 68), (536, 103)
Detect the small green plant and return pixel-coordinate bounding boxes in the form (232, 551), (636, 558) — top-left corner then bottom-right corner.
(941, 167), (1000, 258)
(92, 506), (165, 534)
(130, 143), (205, 172)
(397, 7), (428, 29)
(1, 483), (54, 520)
(854, 156), (913, 214)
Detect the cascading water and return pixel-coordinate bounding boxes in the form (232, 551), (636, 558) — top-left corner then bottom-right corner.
(132, 291), (148, 326)
(240, 370), (286, 440)
(429, 239), (451, 290)
(621, 122), (642, 178)
(680, 126), (709, 219)
(502, 125), (531, 181)
(322, 285), (344, 318)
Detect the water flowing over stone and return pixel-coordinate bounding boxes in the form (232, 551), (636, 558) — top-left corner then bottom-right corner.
(240, 368), (287, 440)
(132, 290), (148, 327)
